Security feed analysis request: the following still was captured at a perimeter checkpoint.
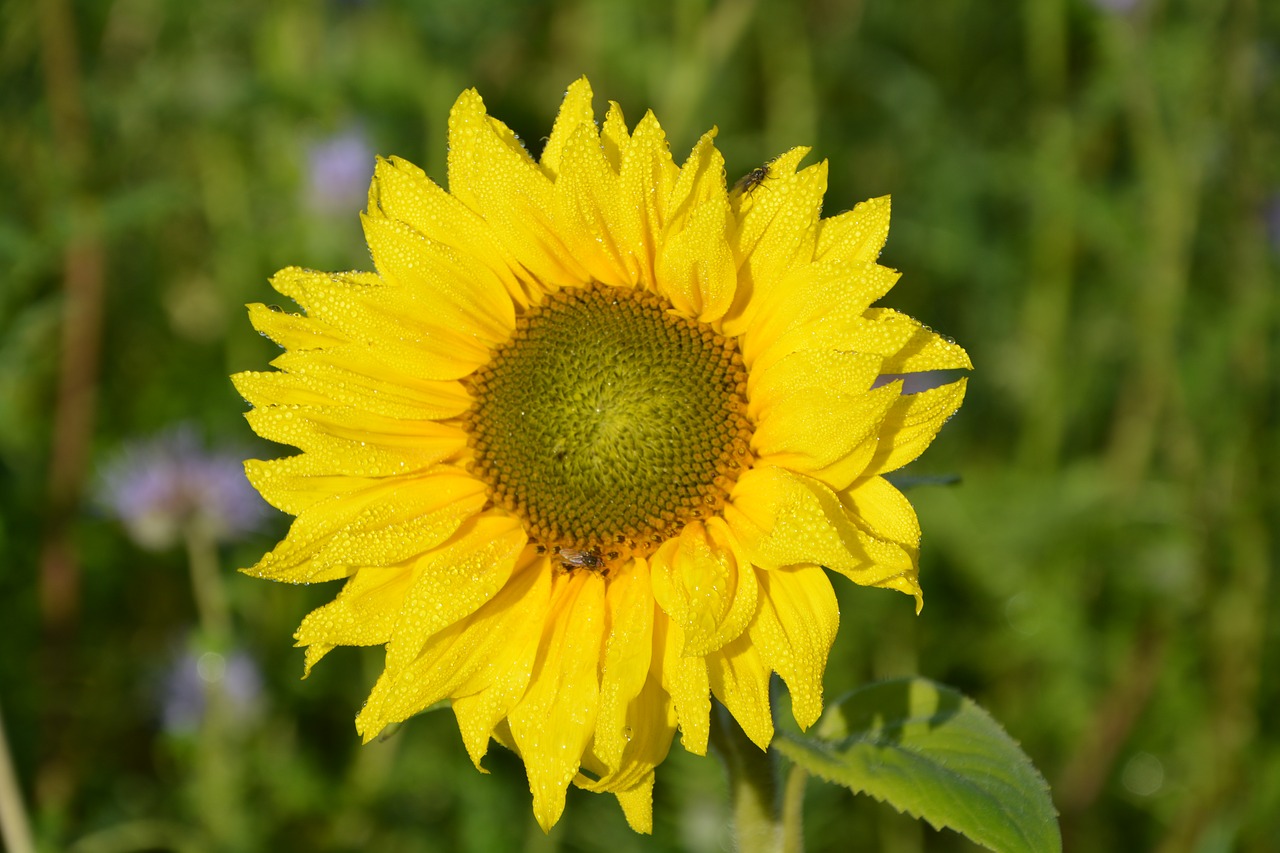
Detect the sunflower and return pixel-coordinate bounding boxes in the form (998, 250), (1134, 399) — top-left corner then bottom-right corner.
(234, 77), (969, 833)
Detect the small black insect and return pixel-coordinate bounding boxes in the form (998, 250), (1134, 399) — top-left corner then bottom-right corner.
(732, 164), (770, 195)
(556, 546), (606, 572)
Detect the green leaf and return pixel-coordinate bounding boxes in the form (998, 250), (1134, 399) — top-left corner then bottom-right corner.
(774, 677), (1060, 853)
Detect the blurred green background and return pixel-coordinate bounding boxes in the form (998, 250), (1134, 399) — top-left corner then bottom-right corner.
(2, 0), (1277, 850)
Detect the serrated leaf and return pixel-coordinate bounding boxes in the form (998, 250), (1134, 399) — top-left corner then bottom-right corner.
(774, 677), (1060, 853)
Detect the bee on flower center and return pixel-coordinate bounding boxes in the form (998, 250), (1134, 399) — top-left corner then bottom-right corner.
(554, 545), (619, 574)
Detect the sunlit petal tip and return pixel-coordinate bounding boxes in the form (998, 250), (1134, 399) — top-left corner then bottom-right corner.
(614, 777), (656, 834)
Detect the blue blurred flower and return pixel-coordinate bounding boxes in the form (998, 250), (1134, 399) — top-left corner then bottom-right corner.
(306, 125), (376, 214)
(96, 425), (269, 551)
(160, 643), (265, 734)
(1265, 195), (1280, 255)
(873, 369), (965, 395)
(1089, 0), (1140, 14)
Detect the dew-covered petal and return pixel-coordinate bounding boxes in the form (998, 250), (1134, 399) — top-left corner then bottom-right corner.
(611, 776), (657, 834)
(861, 378), (968, 477)
(507, 570), (607, 832)
(852, 307), (974, 373)
(234, 358), (470, 422)
(357, 550), (549, 745)
(244, 406), (465, 480)
(360, 214), (516, 344)
(655, 191), (735, 322)
(246, 302), (347, 352)
(652, 608), (710, 756)
(369, 156), (536, 309)
(739, 260), (901, 372)
(244, 469), (487, 583)
(294, 564), (416, 672)
(447, 88), (585, 288)
(650, 519), (757, 657)
(618, 111), (679, 290)
(600, 101), (630, 172)
(724, 466), (920, 604)
(656, 132), (736, 321)
(814, 195), (891, 264)
(707, 631), (773, 749)
(554, 122), (636, 286)
(841, 475), (921, 555)
(540, 77), (596, 179)
(384, 514), (527, 673)
(746, 565), (838, 729)
(749, 349), (899, 491)
(591, 558), (657, 771)
(270, 267), (491, 380)
(722, 149), (825, 335)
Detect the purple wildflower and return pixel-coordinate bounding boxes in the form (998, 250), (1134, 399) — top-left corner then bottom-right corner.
(305, 125), (376, 214)
(96, 425), (270, 551)
(1265, 195), (1280, 255)
(1089, 0), (1140, 14)
(160, 643), (265, 734)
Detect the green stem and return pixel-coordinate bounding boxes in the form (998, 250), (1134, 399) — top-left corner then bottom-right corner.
(710, 702), (794, 853)
(184, 522), (230, 645)
(0, 701), (36, 853)
(781, 764), (808, 853)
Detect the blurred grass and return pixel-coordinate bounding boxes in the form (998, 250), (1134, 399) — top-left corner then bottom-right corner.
(2, 0), (1277, 850)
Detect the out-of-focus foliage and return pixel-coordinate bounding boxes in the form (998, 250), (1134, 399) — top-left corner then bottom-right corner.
(1, 0), (1276, 850)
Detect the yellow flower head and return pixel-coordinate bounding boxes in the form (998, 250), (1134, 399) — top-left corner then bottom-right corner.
(235, 78), (970, 833)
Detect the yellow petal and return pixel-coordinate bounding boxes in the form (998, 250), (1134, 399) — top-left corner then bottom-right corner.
(814, 195), (891, 264)
(618, 111), (679, 290)
(359, 551), (549, 745)
(655, 191), (736, 323)
(612, 777), (656, 834)
(447, 88), (584, 288)
(540, 77), (595, 179)
(270, 267), (490, 380)
(665, 131), (725, 233)
(554, 122), (635, 286)
(841, 476), (921, 554)
(360, 214), (515, 344)
(747, 565), (838, 729)
(707, 631), (774, 749)
(655, 129), (736, 321)
(722, 150), (825, 334)
(748, 347), (882, 418)
(234, 359), (469, 421)
(863, 378), (968, 476)
(749, 350), (899, 490)
(724, 466), (919, 600)
(244, 469), (486, 583)
(508, 570), (607, 832)
(739, 260), (901, 372)
(295, 564), (416, 667)
(854, 307), (974, 372)
(653, 610), (710, 755)
(650, 519), (757, 657)
(600, 101), (630, 172)
(592, 559), (657, 771)
(369, 156), (535, 308)
(384, 514), (527, 672)
(246, 302), (347, 351)
(244, 407), (464, 479)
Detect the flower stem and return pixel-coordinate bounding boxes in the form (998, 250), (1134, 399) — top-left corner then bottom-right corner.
(0, 701), (36, 853)
(710, 701), (801, 853)
(781, 764), (808, 853)
(184, 522), (230, 644)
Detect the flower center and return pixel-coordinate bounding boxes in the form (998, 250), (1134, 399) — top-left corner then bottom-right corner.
(465, 282), (753, 568)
